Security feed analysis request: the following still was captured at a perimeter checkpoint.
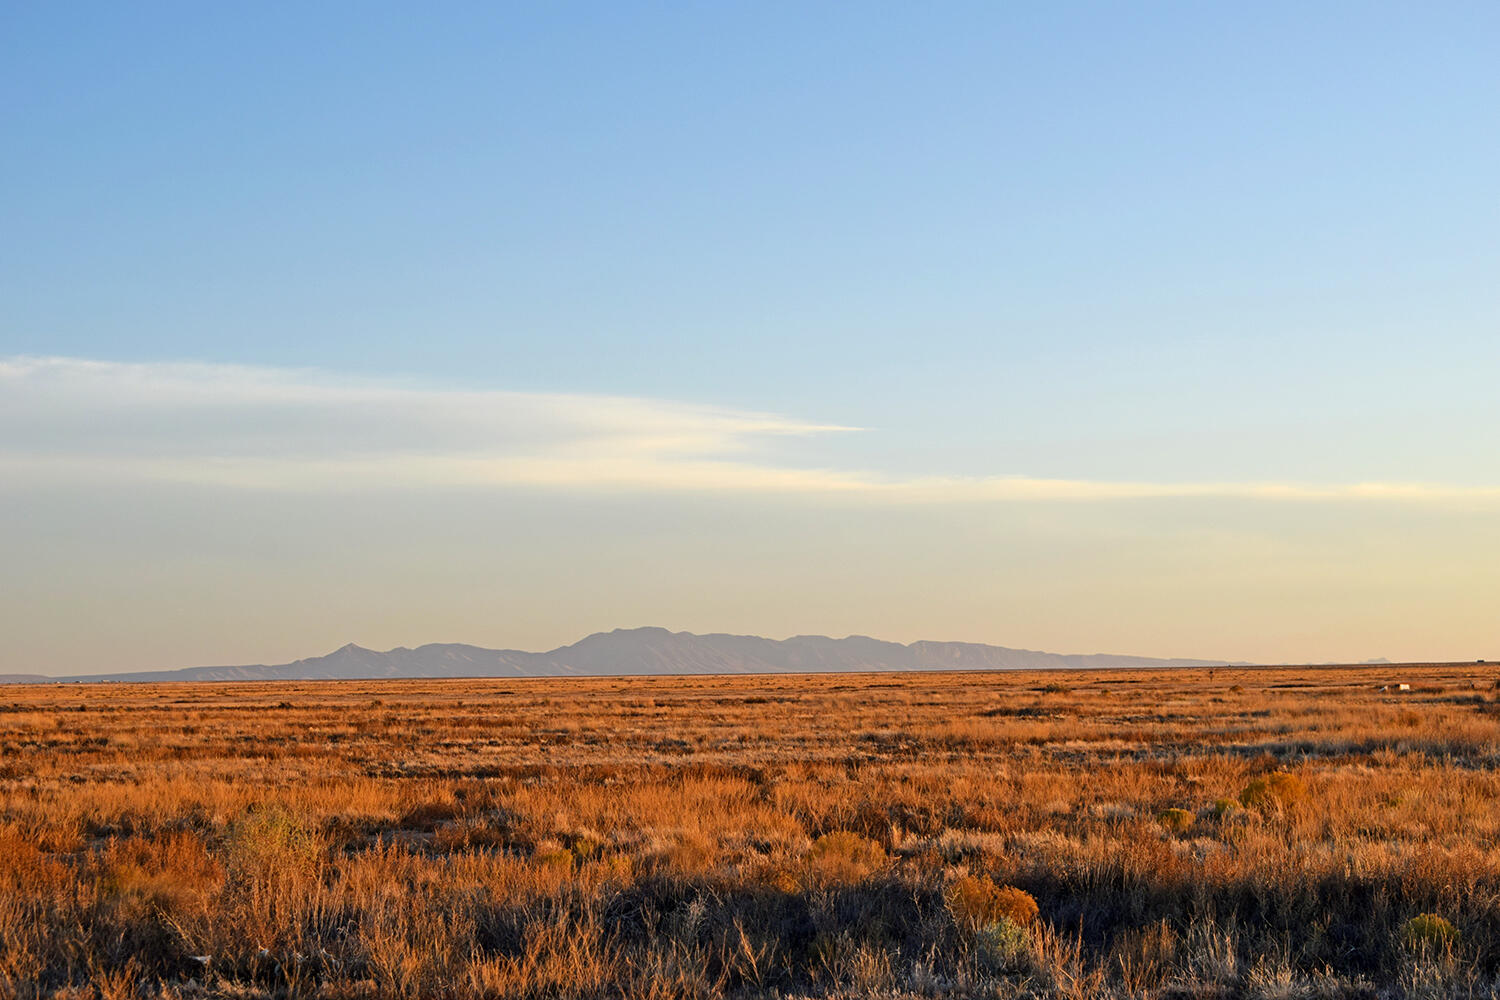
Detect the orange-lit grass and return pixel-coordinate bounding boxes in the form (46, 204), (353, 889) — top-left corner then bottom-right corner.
(3, 663), (1500, 997)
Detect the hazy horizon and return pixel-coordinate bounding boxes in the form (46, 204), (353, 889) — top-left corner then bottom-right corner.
(4, 5), (1497, 674)
(5, 622), (1248, 679)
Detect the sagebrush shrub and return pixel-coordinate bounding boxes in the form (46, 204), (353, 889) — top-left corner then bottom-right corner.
(945, 874), (1038, 930)
(1158, 808), (1194, 833)
(1239, 771), (1306, 811)
(975, 917), (1030, 969)
(225, 806), (320, 884)
(1403, 913), (1458, 949)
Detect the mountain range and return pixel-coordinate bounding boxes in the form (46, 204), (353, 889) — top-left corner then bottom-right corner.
(1, 627), (1242, 683)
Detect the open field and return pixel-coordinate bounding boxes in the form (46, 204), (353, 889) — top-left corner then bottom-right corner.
(5, 664), (1500, 999)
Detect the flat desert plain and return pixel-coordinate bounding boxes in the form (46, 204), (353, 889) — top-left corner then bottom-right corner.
(4, 664), (1500, 999)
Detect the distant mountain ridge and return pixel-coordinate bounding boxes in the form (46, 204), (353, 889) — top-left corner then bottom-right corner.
(9, 627), (1243, 683)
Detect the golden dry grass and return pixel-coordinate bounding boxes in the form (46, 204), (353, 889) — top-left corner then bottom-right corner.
(4, 663), (1500, 998)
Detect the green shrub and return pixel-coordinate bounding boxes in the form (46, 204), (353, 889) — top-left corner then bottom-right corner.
(567, 834), (602, 861)
(945, 876), (1036, 969)
(975, 918), (1030, 969)
(1403, 913), (1458, 949)
(1158, 808), (1194, 833)
(533, 845), (574, 869)
(225, 806), (320, 884)
(1238, 771), (1306, 811)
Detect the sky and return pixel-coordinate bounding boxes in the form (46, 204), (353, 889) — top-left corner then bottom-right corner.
(3, 3), (1498, 673)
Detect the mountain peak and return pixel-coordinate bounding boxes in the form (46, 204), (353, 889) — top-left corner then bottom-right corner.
(29, 628), (1244, 683)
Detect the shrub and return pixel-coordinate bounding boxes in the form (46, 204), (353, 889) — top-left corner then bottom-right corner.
(975, 917), (1030, 969)
(945, 874), (1038, 930)
(1238, 771), (1307, 811)
(1158, 808), (1194, 833)
(532, 839), (574, 869)
(757, 858), (801, 894)
(1211, 797), (1238, 820)
(806, 830), (886, 884)
(567, 833), (602, 861)
(948, 875), (1038, 972)
(1403, 913), (1458, 949)
(224, 806), (320, 885)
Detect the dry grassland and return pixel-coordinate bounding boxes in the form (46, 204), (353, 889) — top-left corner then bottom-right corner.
(5, 664), (1500, 999)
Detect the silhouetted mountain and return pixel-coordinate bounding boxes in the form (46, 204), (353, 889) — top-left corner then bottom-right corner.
(5, 628), (1244, 683)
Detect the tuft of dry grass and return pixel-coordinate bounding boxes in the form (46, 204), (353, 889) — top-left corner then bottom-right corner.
(806, 830), (887, 885)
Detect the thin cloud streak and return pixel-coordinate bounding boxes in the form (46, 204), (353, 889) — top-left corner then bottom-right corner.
(3, 356), (1499, 505)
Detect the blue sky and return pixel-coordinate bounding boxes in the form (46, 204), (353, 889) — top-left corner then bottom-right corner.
(3, 4), (1498, 671)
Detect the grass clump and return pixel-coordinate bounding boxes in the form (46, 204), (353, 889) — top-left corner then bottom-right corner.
(398, 798), (461, 830)
(224, 805), (320, 884)
(806, 830), (886, 884)
(532, 839), (575, 869)
(1239, 771), (1307, 811)
(567, 833), (602, 860)
(1404, 913), (1458, 949)
(1158, 808), (1194, 833)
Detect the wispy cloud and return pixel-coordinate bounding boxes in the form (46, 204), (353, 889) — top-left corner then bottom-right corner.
(3, 356), (1498, 504)
(0, 356), (859, 491)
